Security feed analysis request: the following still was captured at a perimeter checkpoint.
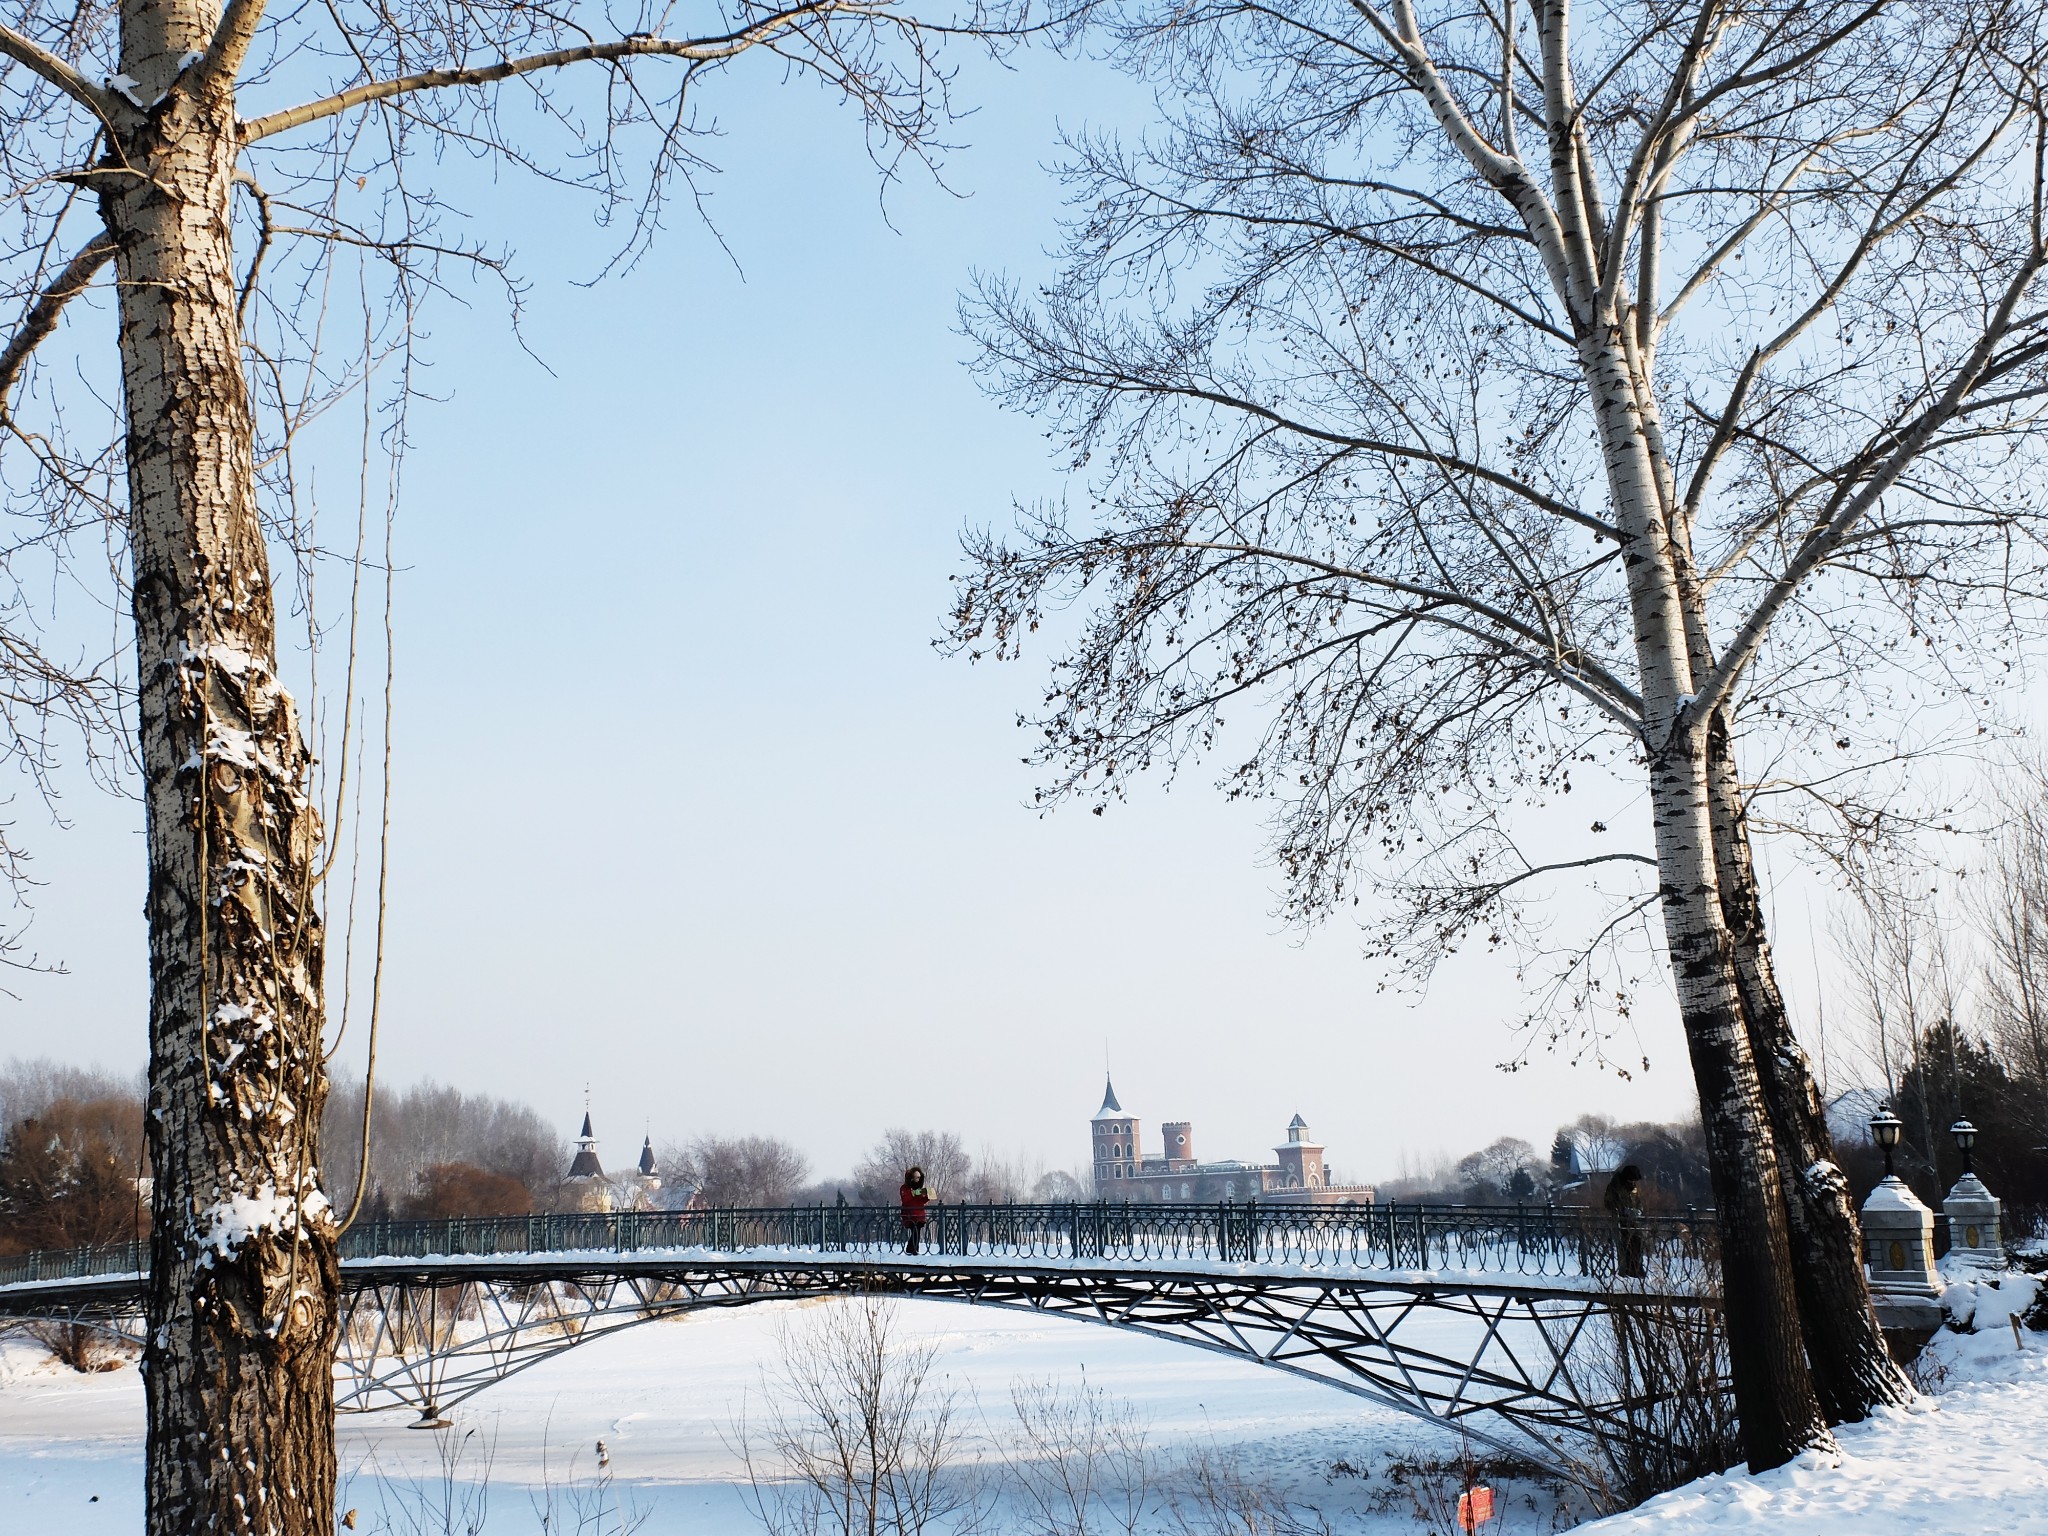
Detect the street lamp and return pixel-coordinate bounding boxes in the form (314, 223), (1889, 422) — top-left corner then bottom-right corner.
(1950, 1118), (1978, 1177)
(1871, 1103), (1904, 1178)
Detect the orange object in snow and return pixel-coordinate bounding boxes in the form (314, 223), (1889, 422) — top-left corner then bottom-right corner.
(1457, 1486), (1496, 1530)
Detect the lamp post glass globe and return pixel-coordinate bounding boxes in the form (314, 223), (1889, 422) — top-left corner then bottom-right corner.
(1871, 1103), (1905, 1178)
(1950, 1118), (1978, 1176)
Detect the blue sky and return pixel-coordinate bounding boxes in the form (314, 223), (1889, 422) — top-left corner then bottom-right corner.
(0, 37), (1726, 1182)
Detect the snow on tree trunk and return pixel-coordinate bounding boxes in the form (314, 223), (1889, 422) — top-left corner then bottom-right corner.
(1706, 715), (1914, 1423)
(1583, 318), (1829, 1470)
(98, 7), (340, 1532)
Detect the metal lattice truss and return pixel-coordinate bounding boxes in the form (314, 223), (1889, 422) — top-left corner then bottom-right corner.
(0, 1275), (147, 1347)
(0, 1245), (1727, 1478)
(329, 1257), (1724, 1475)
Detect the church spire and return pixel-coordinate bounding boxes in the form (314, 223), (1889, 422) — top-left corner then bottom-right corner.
(1095, 1074), (1124, 1117)
(567, 1094), (604, 1179)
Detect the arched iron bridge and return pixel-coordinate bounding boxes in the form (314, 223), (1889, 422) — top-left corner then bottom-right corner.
(0, 1202), (1727, 1479)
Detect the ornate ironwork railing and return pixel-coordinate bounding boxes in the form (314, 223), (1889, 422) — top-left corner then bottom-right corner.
(0, 1201), (1719, 1292)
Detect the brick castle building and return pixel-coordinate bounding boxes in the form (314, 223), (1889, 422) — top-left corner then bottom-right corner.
(1088, 1078), (1377, 1205)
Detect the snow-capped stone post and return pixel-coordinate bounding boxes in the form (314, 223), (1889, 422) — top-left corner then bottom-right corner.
(1861, 1179), (1941, 1298)
(1861, 1104), (1942, 1350)
(1941, 1120), (2002, 1271)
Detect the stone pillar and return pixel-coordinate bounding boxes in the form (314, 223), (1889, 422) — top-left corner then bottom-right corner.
(1862, 1175), (1944, 1354)
(1942, 1172), (2003, 1270)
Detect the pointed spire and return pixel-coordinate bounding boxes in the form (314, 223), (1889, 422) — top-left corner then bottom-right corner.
(1094, 1075), (1124, 1118)
(568, 1098), (604, 1179)
(639, 1135), (656, 1177)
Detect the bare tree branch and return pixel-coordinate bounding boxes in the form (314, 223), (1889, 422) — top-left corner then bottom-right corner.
(0, 23), (119, 115)
(240, 5), (880, 143)
(0, 231), (114, 419)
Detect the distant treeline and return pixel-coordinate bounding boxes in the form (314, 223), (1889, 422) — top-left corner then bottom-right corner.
(0, 1064), (1100, 1251)
(0, 1054), (1717, 1260)
(0, 1059), (147, 1254)
(1379, 1113), (1715, 1211)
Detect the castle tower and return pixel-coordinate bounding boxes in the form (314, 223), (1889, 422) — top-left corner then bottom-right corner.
(1090, 1076), (1140, 1193)
(1275, 1113), (1325, 1187)
(568, 1107), (605, 1179)
(1163, 1121), (1196, 1169)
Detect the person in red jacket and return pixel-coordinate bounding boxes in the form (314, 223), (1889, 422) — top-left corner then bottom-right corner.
(899, 1166), (931, 1255)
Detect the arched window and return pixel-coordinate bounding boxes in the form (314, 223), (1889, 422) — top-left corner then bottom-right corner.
(1111, 1143), (1122, 1157)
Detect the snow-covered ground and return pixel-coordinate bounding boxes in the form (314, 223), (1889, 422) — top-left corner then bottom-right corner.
(1584, 1266), (2048, 1535)
(0, 1298), (1558, 1534)
(3, 1276), (2045, 1534)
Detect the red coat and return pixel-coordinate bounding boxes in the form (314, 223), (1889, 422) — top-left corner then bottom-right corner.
(899, 1184), (930, 1228)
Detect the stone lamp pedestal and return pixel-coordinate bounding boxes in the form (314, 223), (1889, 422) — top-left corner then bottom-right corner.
(1942, 1172), (2003, 1270)
(1862, 1175), (1944, 1357)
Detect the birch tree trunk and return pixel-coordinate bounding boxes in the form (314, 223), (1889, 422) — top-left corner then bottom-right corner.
(1645, 744), (1825, 1466)
(98, 7), (340, 1533)
(1706, 716), (1913, 1421)
(1584, 317), (1828, 1467)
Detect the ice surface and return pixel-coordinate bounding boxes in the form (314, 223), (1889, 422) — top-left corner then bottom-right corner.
(5, 1283), (2047, 1533)
(1, 1298), (1540, 1533)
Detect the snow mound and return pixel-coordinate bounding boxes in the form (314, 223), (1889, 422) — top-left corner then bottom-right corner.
(1582, 1268), (2048, 1534)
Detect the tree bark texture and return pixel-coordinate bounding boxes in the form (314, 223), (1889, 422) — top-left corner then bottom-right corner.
(1583, 317), (1829, 1470)
(1705, 713), (1914, 1422)
(1643, 729), (1827, 1468)
(98, 9), (340, 1533)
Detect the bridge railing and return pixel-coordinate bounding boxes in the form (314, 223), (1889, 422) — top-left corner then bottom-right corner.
(0, 1238), (149, 1288)
(0, 1202), (1719, 1291)
(340, 1200), (1716, 1285)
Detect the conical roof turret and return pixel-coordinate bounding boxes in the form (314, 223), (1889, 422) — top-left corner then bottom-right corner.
(568, 1105), (604, 1179)
(1094, 1075), (1125, 1119)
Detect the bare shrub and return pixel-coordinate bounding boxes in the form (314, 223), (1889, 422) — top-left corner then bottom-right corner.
(354, 1421), (648, 1536)
(1005, 1377), (1152, 1536)
(1571, 1257), (1738, 1511)
(735, 1294), (982, 1536)
(1380, 1451), (1573, 1536)
(1907, 1348), (1953, 1396)
(530, 1437), (652, 1536)
(370, 1424), (495, 1536)
(1161, 1442), (1332, 1536)
(23, 1320), (129, 1372)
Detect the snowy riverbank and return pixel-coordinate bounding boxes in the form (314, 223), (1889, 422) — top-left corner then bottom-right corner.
(1583, 1266), (2048, 1535)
